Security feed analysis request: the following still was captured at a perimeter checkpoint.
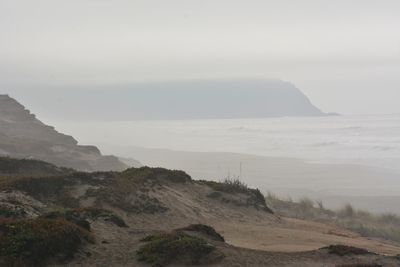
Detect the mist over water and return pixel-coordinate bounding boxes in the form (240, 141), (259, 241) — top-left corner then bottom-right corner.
(49, 114), (400, 173)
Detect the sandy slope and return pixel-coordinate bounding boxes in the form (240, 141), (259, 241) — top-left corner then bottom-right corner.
(3, 160), (400, 266)
(62, 214), (400, 267)
(217, 218), (400, 255)
(57, 181), (400, 267)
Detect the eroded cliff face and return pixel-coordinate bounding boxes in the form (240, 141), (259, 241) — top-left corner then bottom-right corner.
(0, 94), (128, 171)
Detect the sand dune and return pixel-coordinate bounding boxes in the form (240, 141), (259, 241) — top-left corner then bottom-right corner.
(104, 146), (400, 213)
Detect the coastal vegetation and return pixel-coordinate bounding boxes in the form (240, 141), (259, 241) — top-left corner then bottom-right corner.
(267, 192), (400, 243)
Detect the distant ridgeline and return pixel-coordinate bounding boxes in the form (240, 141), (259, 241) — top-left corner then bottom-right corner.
(0, 94), (129, 172)
(11, 79), (332, 120)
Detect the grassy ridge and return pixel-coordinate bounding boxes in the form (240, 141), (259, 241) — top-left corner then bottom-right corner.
(0, 156), (72, 177)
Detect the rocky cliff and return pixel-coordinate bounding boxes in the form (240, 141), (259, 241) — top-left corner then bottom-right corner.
(0, 94), (128, 171)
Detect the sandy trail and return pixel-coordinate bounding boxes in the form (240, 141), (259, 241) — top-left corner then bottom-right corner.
(214, 217), (400, 255)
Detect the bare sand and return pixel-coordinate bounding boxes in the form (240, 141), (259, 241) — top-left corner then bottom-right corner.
(62, 180), (400, 266)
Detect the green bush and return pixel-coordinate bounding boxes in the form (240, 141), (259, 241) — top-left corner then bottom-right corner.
(41, 207), (128, 230)
(0, 218), (91, 265)
(0, 206), (26, 218)
(200, 178), (271, 212)
(322, 245), (372, 256)
(0, 175), (79, 209)
(0, 156), (72, 177)
(137, 231), (221, 266)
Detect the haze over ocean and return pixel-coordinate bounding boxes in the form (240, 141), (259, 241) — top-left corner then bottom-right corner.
(47, 114), (400, 173)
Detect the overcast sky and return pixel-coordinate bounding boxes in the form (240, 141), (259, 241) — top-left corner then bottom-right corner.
(1, 0), (400, 114)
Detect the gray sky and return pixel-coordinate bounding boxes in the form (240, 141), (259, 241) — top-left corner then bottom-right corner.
(1, 0), (400, 114)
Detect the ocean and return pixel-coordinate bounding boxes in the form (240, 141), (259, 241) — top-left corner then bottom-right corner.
(50, 114), (400, 173)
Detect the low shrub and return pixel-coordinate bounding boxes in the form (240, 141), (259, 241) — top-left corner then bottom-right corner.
(84, 167), (187, 214)
(0, 206), (26, 218)
(0, 218), (91, 265)
(0, 175), (79, 209)
(200, 178), (272, 212)
(323, 245), (372, 256)
(336, 264), (382, 267)
(41, 207), (128, 230)
(178, 224), (225, 242)
(200, 178), (248, 194)
(0, 157), (72, 177)
(207, 191), (223, 199)
(137, 231), (222, 266)
(89, 187), (169, 214)
(121, 167), (192, 184)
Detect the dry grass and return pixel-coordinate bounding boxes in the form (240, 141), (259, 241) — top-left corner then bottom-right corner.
(266, 193), (400, 243)
(200, 178), (273, 213)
